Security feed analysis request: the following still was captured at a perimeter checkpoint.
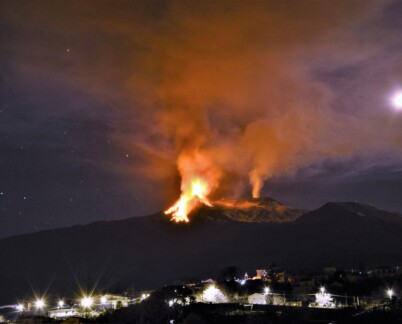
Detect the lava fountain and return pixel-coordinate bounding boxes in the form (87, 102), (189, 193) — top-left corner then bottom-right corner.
(165, 177), (213, 222)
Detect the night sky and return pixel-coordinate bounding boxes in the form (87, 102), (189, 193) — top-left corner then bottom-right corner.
(2, 0), (402, 238)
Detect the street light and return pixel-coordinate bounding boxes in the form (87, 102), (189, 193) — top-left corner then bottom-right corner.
(141, 293), (150, 301)
(387, 289), (394, 299)
(35, 299), (45, 310)
(58, 300), (64, 308)
(80, 296), (93, 308)
(16, 304), (24, 312)
(264, 287), (270, 295)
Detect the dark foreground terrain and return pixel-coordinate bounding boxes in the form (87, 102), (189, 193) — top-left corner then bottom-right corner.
(9, 302), (402, 324)
(100, 302), (402, 324)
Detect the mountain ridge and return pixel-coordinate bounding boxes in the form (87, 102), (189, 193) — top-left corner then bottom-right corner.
(296, 201), (402, 225)
(0, 197), (401, 305)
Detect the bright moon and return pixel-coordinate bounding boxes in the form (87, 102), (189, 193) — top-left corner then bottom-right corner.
(392, 92), (402, 109)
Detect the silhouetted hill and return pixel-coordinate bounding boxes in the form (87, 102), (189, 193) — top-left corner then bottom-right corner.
(0, 199), (401, 304)
(296, 202), (402, 225)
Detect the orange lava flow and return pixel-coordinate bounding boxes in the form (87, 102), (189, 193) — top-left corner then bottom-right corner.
(165, 177), (212, 222)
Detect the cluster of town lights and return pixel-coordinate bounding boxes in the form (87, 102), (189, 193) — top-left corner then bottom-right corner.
(13, 286), (397, 313)
(16, 295), (112, 312)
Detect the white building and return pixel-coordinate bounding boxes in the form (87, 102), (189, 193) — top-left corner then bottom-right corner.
(247, 293), (266, 305)
(48, 308), (79, 319)
(100, 294), (129, 308)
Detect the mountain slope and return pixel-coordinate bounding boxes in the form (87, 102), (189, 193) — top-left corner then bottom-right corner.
(0, 199), (401, 305)
(296, 202), (402, 225)
(213, 197), (305, 223)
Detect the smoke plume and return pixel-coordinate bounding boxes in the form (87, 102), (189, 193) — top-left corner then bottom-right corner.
(4, 0), (400, 202)
(126, 1), (394, 198)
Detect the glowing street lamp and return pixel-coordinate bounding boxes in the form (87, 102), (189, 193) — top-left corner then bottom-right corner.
(387, 289), (394, 299)
(315, 288), (333, 308)
(264, 287), (270, 295)
(16, 304), (24, 312)
(35, 299), (45, 310)
(58, 300), (64, 308)
(141, 293), (150, 301)
(80, 296), (93, 308)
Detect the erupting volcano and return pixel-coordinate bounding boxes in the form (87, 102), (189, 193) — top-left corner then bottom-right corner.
(165, 177), (213, 222)
(164, 150), (220, 222)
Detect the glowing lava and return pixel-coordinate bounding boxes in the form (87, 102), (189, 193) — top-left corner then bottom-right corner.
(165, 177), (213, 222)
